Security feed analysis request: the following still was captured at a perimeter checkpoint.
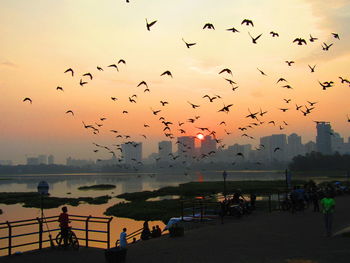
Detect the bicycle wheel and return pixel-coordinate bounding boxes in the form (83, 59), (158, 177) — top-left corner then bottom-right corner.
(55, 232), (63, 247)
(70, 232), (79, 250)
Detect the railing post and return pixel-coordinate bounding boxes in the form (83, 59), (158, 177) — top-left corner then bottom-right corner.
(200, 201), (203, 222)
(107, 217), (113, 249)
(85, 215), (91, 248)
(181, 201), (184, 220)
(268, 195), (272, 213)
(37, 217), (43, 250)
(6, 221), (12, 256)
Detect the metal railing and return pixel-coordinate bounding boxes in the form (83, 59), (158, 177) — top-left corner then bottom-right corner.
(0, 214), (113, 256)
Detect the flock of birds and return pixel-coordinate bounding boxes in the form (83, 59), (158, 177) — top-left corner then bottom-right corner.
(22, 13), (349, 171)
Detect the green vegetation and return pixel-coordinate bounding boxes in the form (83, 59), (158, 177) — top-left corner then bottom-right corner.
(107, 180), (306, 222)
(78, 184), (116, 191)
(105, 199), (180, 223)
(117, 180), (306, 202)
(0, 192), (111, 209)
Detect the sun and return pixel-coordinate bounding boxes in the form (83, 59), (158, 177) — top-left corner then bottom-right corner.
(196, 133), (204, 140)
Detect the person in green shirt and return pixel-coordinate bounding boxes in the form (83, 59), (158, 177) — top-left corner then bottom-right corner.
(320, 193), (335, 237)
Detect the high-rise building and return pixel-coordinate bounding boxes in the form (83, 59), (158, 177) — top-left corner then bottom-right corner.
(38, 155), (47, 165)
(0, 160), (13, 166)
(287, 133), (304, 160)
(48, 155), (55, 165)
(316, 122), (332, 155)
(200, 135), (216, 155)
(121, 142), (142, 164)
(331, 132), (344, 153)
(304, 141), (316, 154)
(227, 144), (251, 161)
(177, 136), (195, 160)
(259, 134), (287, 162)
(158, 141), (172, 162)
(27, 157), (39, 165)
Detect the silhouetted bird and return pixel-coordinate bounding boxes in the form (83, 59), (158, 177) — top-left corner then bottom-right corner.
(65, 110), (74, 116)
(308, 64), (316, 73)
(270, 31), (279, 37)
(64, 68), (74, 76)
(146, 18), (157, 31)
(23, 97), (32, 104)
(249, 32), (262, 44)
(118, 59), (126, 65)
(285, 61), (294, 66)
(332, 33), (340, 40)
(160, 71), (173, 78)
(188, 101), (200, 109)
(309, 34), (318, 42)
(137, 81), (148, 88)
(83, 73), (93, 80)
(322, 42), (333, 51)
(56, 86), (64, 91)
(219, 68), (232, 75)
(293, 38), (307, 45)
(108, 64), (119, 71)
(182, 38), (196, 48)
(203, 23), (215, 30)
(226, 27), (239, 33)
(80, 79), (88, 86)
(241, 19), (253, 26)
(97, 66), (103, 71)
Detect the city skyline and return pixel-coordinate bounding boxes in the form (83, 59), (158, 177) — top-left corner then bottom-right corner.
(2, 123), (349, 165)
(0, 0), (349, 165)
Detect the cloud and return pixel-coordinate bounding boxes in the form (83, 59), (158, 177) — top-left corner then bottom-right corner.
(0, 60), (18, 69)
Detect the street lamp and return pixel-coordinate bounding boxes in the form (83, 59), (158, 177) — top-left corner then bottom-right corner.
(37, 181), (49, 220)
(223, 170), (228, 200)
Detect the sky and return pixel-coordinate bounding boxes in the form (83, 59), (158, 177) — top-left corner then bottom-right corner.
(0, 0), (349, 164)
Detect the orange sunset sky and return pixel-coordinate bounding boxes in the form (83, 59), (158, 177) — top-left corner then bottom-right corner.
(0, 0), (349, 164)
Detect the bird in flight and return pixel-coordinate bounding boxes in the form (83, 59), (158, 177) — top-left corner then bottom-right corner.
(203, 95), (217, 102)
(65, 110), (74, 116)
(188, 101), (200, 109)
(23, 97), (32, 104)
(161, 71), (173, 78)
(279, 108), (289, 112)
(308, 64), (316, 73)
(277, 78), (287, 83)
(111, 97), (118, 101)
(285, 61), (295, 66)
(64, 68), (74, 76)
(296, 104), (302, 110)
(274, 147), (281, 152)
(146, 18), (157, 31)
(137, 81), (148, 88)
(224, 78), (236, 85)
(270, 31), (279, 37)
(309, 34), (318, 42)
(293, 38), (307, 45)
(219, 68), (232, 75)
(260, 108), (268, 116)
(241, 19), (253, 26)
(322, 42), (333, 51)
(56, 86), (64, 91)
(218, 104), (233, 113)
(246, 109), (259, 119)
(203, 23), (215, 30)
(97, 66), (103, 71)
(307, 101), (317, 106)
(284, 98), (291, 103)
(108, 64), (119, 71)
(257, 68), (267, 76)
(151, 108), (161, 115)
(82, 73), (93, 80)
(226, 27), (239, 33)
(160, 101), (169, 106)
(182, 38), (196, 49)
(118, 59), (126, 65)
(332, 33), (340, 40)
(80, 79), (88, 86)
(249, 32), (262, 44)
(282, 85), (293, 89)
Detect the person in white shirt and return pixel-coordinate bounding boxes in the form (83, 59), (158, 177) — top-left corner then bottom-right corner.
(119, 228), (127, 248)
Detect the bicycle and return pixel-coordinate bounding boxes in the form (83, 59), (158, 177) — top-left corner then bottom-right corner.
(56, 227), (79, 250)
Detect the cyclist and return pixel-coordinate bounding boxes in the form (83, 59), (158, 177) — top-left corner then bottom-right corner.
(58, 206), (70, 247)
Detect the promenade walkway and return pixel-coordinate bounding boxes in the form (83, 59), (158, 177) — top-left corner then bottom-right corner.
(2, 195), (350, 263)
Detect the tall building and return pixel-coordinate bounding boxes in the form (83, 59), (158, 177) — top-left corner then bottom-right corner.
(121, 142), (142, 164)
(200, 135), (216, 155)
(158, 141), (172, 162)
(260, 134), (287, 162)
(66, 157), (95, 167)
(304, 141), (316, 154)
(48, 155), (55, 165)
(38, 155), (47, 165)
(316, 122), (332, 155)
(287, 133), (304, 160)
(0, 160), (13, 166)
(227, 144), (251, 161)
(331, 132), (344, 153)
(177, 136), (195, 160)
(27, 157), (39, 165)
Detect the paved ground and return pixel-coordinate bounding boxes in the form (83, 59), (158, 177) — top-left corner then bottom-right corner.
(2, 195), (350, 263)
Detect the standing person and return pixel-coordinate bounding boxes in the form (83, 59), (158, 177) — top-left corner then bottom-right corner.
(58, 206), (70, 247)
(320, 192), (335, 237)
(119, 228), (127, 249)
(141, 220), (151, 240)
